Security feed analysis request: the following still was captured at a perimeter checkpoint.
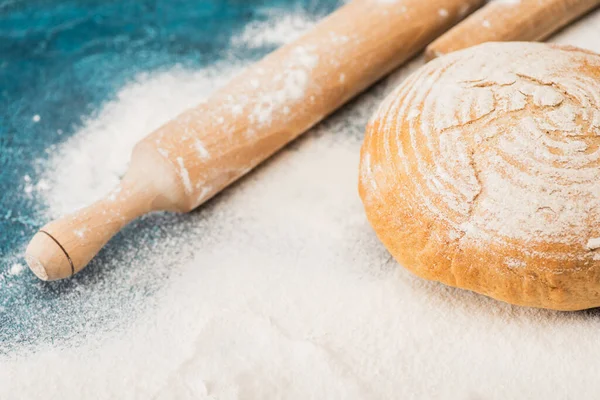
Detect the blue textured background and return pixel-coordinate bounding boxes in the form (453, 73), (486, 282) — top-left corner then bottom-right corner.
(0, 0), (341, 352)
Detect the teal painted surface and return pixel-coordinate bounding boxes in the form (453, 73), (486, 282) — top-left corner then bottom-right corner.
(0, 0), (341, 352)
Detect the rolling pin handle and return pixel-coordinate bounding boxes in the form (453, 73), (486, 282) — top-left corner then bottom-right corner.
(25, 180), (156, 281)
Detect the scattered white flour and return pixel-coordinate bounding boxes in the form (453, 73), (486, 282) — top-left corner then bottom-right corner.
(176, 156), (193, 194)
(22, 174), (33, 195)
(248, 45), (319, 126)
(41, 65), (239, 216)
(232, 11), (315, 49)
(8, 263), (24, 276)
(32, 114), (40, 122)
(505, 258), (525, 269)
(73, 228), (86, 239)
(21, 174), (49, 196)
(2, 8), (600, 400)
(587, 238), (600, 251)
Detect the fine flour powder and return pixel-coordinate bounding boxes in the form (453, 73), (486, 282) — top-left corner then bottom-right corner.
(2, 10), (600, 400)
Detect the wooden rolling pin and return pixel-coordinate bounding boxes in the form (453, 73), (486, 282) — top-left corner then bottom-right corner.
(25, 0), (483, 281)
(425, 0), (600, 60)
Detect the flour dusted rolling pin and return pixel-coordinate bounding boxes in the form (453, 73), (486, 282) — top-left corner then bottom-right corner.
(425, 0), (600, 60)
(25, 0), (482, 281)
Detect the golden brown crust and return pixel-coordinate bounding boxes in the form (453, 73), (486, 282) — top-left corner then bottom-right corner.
(359, 42), (600, 310)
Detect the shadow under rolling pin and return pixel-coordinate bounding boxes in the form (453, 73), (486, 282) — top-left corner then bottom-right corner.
(425, 0), (600, 60)
(25, 0), (484, 281)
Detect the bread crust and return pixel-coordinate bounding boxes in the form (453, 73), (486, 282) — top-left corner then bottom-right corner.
(359, 42), (600, 310)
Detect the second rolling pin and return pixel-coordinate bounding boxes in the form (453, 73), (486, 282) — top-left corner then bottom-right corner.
(425, 0), (600, 60)
(25, 0), (483, 281)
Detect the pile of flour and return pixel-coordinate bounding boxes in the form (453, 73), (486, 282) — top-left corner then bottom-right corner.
(2, 9), (600, 400)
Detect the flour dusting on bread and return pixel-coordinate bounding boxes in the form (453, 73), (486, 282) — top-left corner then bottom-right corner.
(359, 42), (600, 309)
(363, 43), (600, 256)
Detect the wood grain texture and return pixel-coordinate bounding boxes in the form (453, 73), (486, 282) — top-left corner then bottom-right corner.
(425, 0), (600, 60)
(26, 0), (483, 280)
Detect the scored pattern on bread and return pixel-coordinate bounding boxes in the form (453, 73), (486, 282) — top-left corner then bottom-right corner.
(359, 42), (600, 310)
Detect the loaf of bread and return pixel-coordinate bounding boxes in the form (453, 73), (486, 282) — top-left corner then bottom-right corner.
(359, 42), (600, 310)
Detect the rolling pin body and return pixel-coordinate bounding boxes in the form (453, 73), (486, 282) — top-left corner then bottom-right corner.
(425, 0), (600, 60)
(26, 0), (483, 280)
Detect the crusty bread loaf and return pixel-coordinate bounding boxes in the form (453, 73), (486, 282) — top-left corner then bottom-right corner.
(359, 42), (600, 310)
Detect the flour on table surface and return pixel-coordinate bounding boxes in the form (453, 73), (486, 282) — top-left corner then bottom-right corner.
(39, 65), (239, 216)
(232, 11), (315, 49)
(1, 8), (600, 400)
(8, 263), (25, 276)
